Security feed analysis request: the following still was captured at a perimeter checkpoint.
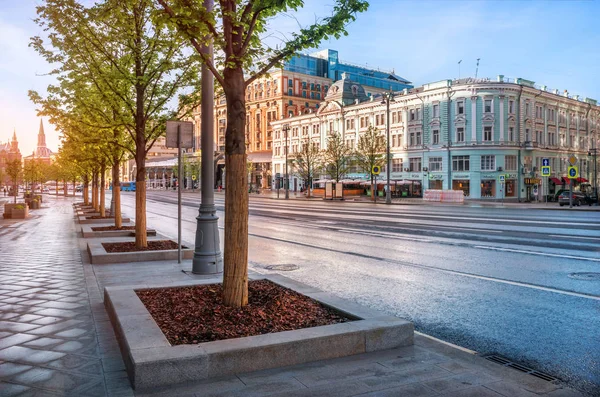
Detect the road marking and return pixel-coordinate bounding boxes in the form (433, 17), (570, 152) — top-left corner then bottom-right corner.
(549, 234), (600, 241)
(474, 246), (600, 262)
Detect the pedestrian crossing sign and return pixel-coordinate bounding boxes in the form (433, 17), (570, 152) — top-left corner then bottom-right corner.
(541, 166), (551, 177)
(499, 175), (505, 183)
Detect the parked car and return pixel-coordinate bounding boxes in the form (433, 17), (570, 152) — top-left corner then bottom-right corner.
(558, 191), (591, 206)
(75, 185), (83, 192)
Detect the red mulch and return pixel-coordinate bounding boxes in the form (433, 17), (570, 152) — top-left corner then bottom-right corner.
(136, 279), (352, 345)
(87, 215), (113, 219)
(91, 226), (136, 231)
(102, 240), (181, 253)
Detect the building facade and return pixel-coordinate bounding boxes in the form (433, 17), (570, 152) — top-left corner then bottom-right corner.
(23, 120), (55, 165)
(189, 49), (413, 189)
(0, 130), (22, 188)
(271, 75), (600, 200)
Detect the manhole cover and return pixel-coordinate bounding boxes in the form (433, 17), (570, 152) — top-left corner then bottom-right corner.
(568, 272), (600, 281)
(265, 264), (299, 271)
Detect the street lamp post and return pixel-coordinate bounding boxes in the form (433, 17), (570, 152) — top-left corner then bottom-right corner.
(283, 124), (290, 199)
(382, 90), (395, 204)
(589, 147), (598, 205)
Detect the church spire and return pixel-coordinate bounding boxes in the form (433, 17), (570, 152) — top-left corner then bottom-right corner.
(11, 128), (19, 153)
(38, 119), (46, 148)
(12, 128), (17, 141)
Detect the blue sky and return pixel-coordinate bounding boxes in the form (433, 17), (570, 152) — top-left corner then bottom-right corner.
(1, 0), (599, 155)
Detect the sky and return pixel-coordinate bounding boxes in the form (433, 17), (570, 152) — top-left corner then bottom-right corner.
(1, 0), (599, 156)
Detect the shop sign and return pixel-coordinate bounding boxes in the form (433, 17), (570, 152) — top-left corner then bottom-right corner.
(409, 173), (422, 179)
(481, 174), (496, 179)
(524, 178), (541, 185)
(428, 174), (444, 180)
(505, 173), (517, 179)
(452, 173), (470, 179)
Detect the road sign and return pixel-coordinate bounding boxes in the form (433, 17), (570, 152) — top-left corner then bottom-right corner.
(568, 155), (578, 166)
(192, 175), (197, 181)
(533, 185), (539, 196)
(166, 121), (194, 149)
(568, 166), (578, 179)
(498, 175), (505, 183)
(541, 166), (551, 176)
(372, 165), (381, 175)
(542, 158), (550, 167)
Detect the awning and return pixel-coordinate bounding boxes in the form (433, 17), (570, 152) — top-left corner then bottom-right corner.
(576, 177), (588, 183)
(549, 177), (563, 185)
(562, 177), (571, 184)
(247, 151), (272, 164)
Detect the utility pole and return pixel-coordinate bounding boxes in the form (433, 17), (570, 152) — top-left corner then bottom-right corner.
(590, 147), (598, 205)
(382, 90), (394, 204)
(192, 0), (222, 274)
(283, 124), (290, 199)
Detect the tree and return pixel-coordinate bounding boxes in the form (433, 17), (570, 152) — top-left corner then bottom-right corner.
(6, 160), (22, 204)
(31, 0), (201, 247)
(158, 0), (369, 307)
(355, 125), (386, 199)
(323, 132), (353, 183)
(291, 139), (323, 198)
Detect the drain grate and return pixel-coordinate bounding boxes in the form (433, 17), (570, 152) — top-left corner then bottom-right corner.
(265, 264), (299, 271)
(484, 355), (558, 382)
(568, 272), (600, 281)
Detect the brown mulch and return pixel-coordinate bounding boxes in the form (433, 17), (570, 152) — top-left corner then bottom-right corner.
(91, 226), (136, 231)
(136, 279), (352, 345)
(102, 240), (181, 253)
(87, 215), (113, 219)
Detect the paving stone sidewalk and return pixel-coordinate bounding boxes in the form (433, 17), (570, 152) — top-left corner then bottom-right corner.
(0, 197), (586, 397)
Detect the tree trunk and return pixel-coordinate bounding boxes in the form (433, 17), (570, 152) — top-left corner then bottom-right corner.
(55, 180), (58, 197)
(134, 121), (148, 248)
(91, 173), (97, 210)
(83, 178), (89, 206)
(63, 180), (68, 197)
(100, 164), (106, 218)
(222, 70), (249, 308)
(72, 180), (76, 197)
(112, 161), (122, 229)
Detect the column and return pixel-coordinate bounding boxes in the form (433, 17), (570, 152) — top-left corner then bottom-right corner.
(471, 96), (478, 143)
(499, 96), (504, 143)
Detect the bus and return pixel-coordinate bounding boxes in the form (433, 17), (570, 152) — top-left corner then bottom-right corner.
(121, 182), (136, 192)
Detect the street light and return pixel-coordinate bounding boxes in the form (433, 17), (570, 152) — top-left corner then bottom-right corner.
(588, 147), (598, 205)
(283, 123), (290, 199)
(381, 90), (395, 204)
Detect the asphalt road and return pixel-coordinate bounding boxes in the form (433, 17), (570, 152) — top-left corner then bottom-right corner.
(116, 191), (600, 395)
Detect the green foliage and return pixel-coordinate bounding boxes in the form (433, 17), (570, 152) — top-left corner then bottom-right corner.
(323, 133), (353, 182)
(14, 205), (25, 210)
(6, 160), (22, 186)
(355, 125), (386, 178)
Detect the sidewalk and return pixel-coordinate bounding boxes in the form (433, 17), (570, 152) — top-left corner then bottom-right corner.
(0, 197), (586, 396)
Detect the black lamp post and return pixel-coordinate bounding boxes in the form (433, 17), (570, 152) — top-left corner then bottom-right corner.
(381, 90), (395, 204)
(588, 147), (598, 205)
(283, 124), (290, 199)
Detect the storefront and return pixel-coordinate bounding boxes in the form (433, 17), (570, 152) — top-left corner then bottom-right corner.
(427, 174), (443, 190)
(480, 180), (496, 198)
(505, 179), (516, 197)
(452, 174), (470, 197)
(524, 177), (541, 202)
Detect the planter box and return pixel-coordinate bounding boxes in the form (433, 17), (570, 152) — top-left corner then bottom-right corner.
(81, 224), (157, 238)
(79, 215), (130, 224)
(104, 274), (414, 390)
(11, 206), (29, 219)
(87, 236), (193, 264)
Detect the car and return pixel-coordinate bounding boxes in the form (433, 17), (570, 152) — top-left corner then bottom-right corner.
(75, 185), (83, 192)
(558, 191), (590, 206)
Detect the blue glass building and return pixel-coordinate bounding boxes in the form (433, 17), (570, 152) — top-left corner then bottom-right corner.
(284, 49), (412, 92)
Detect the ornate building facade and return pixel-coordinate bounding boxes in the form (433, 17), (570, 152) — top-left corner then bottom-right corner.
(23, 119), (55, 165)
(0, 130), (22, 187)
(271, 75), (600, 200)
(190, 49), (413, 189)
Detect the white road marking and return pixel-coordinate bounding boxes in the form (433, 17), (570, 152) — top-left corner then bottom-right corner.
(474, 246), (600, 262)
(549, 234), (600, 241)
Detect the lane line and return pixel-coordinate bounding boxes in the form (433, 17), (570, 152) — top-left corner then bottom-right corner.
(474, 246), (600, 262)
(548, 235), (600, 241)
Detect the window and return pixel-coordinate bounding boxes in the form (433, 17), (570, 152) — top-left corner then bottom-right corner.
(288, 79), (293, 87)
(536, 130), (543, 144)
(508, 127), (515, 142)
(505, 155), (517, 171)
(316, 93), (321, 100)
(288, 111), (294, 118)
(409, 157), (421, 172)
(429, 157), (443, 172)
(525, 102), (530, 116)
(525, 128), (531, 142)
(452, 155), (470, 171)
(483, 126), (492, 142)
(548, 131), (556, 146)
(416, 131), (422, 145)
(392, 112), (398, 124)
(481, 155), (496, 171)
(416, 108), (421, 120)
(456, 127), (465, 142)
(302, 91), (307, 98)
(433, 104), (439, 118)
(484, 99), (492, 113)
(392, 159), (403, 173)
(302, 82), (307, 89)
(432, 129), (440, 145)
(288, 88), (293, 96)
(457, 101), (464, 115)
(410, 109), (415, 121)
(509, 100), (515, 114)
(310, 83), (314, 90)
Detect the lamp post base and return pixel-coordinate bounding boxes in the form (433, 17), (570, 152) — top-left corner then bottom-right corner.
(192, 204), (223, 274)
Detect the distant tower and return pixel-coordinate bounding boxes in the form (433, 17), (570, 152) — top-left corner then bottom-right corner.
(11, 129), (19, 153)
(38, 119), (46, 148)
